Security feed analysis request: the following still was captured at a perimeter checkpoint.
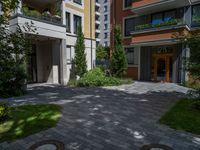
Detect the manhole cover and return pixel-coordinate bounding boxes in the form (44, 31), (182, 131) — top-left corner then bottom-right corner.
(29, 140), (64, 150)
(141, 144), (174, 150)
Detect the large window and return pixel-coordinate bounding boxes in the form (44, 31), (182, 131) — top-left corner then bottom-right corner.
(66, 12), (71, 32)
(124, 17), (134, 37)
(73, 0), (82, 5)
(124, 0), (132, 8)
(192, 4), (200, 26)
(74, 15), (82, 34)
(125, 47), (135, 65)
(152, 10), (176, 24)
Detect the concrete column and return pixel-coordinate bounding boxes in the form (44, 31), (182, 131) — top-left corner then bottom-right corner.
(17, 0), (22, 14)
(181, 44), (187, 84)
(60, 39), (68, 85)
(138, 46), (141, 80)
(52, 40), (60, 84)
(61, 0), (66, 25)
(185, 45), (190, 82)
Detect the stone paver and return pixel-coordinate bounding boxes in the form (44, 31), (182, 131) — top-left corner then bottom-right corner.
(0, 82), (200, 150)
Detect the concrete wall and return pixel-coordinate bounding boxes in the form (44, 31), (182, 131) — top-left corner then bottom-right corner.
(66, 34), (96, 82)
(36, 41), (53, 83)
(36, 40), (61, 84)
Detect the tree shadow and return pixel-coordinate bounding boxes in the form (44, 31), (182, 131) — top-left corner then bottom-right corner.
(0, 104), (61, 143)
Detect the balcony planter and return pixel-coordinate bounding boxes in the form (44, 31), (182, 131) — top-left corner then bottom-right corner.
(134, 19), (183, 31)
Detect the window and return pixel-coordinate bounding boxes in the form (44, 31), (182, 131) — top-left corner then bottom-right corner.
(66, 45), (72, 64)
(104, 32), (108, 39)
(125, 47), (135, 65)
(152, 13), (163, 24)
(124, 17), (134, 37)
(124, 0), (132, 8)
(104, 15), (108, 21)
(104, 42), (108, 46)
(66, 12), (71, 32)
(104, 24), (108, 30)
(104, 6), (108, 12)
(192, 4), (200, 26)
(164, 10), (175, 21)
(74, 15), (82, 34)
(152, 10), (177, 24)
(73, 0), (82, 5)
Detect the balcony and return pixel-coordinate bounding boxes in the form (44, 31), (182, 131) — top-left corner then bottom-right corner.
(17, 0), (62, 25)
(132, 19), (186, 35)
(10, 0), (66, 39)
(132, 0), (190, 15)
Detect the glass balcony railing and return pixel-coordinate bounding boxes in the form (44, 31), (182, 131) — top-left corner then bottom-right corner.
(192, 16), (200, 27)
(134, 18), (185, 32)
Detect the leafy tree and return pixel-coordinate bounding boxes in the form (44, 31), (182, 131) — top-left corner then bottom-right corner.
(185, 32), (200, 82)
(74, 27), (87, 78)
(0, 0), (35, 98)
(110, 25), (127, 77)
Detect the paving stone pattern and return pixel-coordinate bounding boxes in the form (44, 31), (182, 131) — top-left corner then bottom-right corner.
(0, 82), (200, 150)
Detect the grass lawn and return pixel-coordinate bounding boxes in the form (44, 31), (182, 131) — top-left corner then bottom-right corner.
(160, 98), (200, 135)
(0, 104), (62, 142)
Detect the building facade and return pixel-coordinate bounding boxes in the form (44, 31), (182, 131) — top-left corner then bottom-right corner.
(8, 0), (96, 85)
(111, 0), (200, 83)
(95, 0), (110, 47)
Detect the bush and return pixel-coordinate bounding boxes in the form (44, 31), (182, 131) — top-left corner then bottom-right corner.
(75, 68), (131, 87)
(191, 99), (200, 110)
(0, 102), (10, 122)
(0, 64), (27, 98)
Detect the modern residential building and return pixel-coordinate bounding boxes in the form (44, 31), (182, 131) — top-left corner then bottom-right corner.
(95, 0), (110, 47)
(8, 0), (96, 85)
(110, 0), (200, 83)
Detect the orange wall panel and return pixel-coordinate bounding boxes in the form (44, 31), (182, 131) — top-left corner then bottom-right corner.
(132, 0), (161, 8)
(131, 29), (184, 44)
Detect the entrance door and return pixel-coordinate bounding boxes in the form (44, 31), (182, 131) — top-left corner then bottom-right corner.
(152, 54), (173, 82)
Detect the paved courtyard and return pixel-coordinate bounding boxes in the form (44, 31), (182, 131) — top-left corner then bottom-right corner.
(0, 82), (200, 150)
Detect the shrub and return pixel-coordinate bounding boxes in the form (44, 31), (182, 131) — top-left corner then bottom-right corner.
(0, 64), (27, 98)
(76, 68), (131, 87)
(191, 99), (200, 110)
(0, 102), (10, 122)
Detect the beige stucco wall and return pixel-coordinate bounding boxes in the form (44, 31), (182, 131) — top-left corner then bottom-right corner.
(65, 0), (95, 39)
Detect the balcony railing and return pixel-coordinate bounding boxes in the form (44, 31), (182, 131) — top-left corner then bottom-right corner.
(192, 16), (200, 27)
(21, 6), (62, 24)
(134, 18), (185, 32)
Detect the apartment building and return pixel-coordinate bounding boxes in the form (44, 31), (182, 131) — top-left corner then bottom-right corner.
(8, 0), (96, 85)
(111, 0), (200, 83)
(95, 0), (110, 47)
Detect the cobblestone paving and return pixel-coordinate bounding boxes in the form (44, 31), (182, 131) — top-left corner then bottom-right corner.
(0, 82), (200, 150)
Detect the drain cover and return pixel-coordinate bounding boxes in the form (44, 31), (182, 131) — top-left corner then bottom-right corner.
(141, 144), (174, 150)
(29, 140), (64, 150)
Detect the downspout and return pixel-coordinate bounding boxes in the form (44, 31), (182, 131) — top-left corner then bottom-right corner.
(90, 0), (93, 69)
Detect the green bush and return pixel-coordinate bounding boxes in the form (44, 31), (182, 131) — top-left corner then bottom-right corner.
(0, 102), (10, 122)
(0, 64), (27, 98)
(75, 68), (131, 87)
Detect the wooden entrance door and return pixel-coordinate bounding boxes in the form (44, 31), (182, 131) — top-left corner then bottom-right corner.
(152, 54), (173, 82)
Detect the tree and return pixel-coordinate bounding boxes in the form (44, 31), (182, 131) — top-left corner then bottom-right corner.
(96, 45), (110, 60)
(110, 25), (127, 77)
(0, 0), (35, 98)
(74, 27), (87, 78)
(185, 32), (200, 82)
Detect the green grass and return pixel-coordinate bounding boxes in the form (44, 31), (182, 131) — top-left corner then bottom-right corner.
(0, 104), (62, 142)
(160, 98), (200, 135)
